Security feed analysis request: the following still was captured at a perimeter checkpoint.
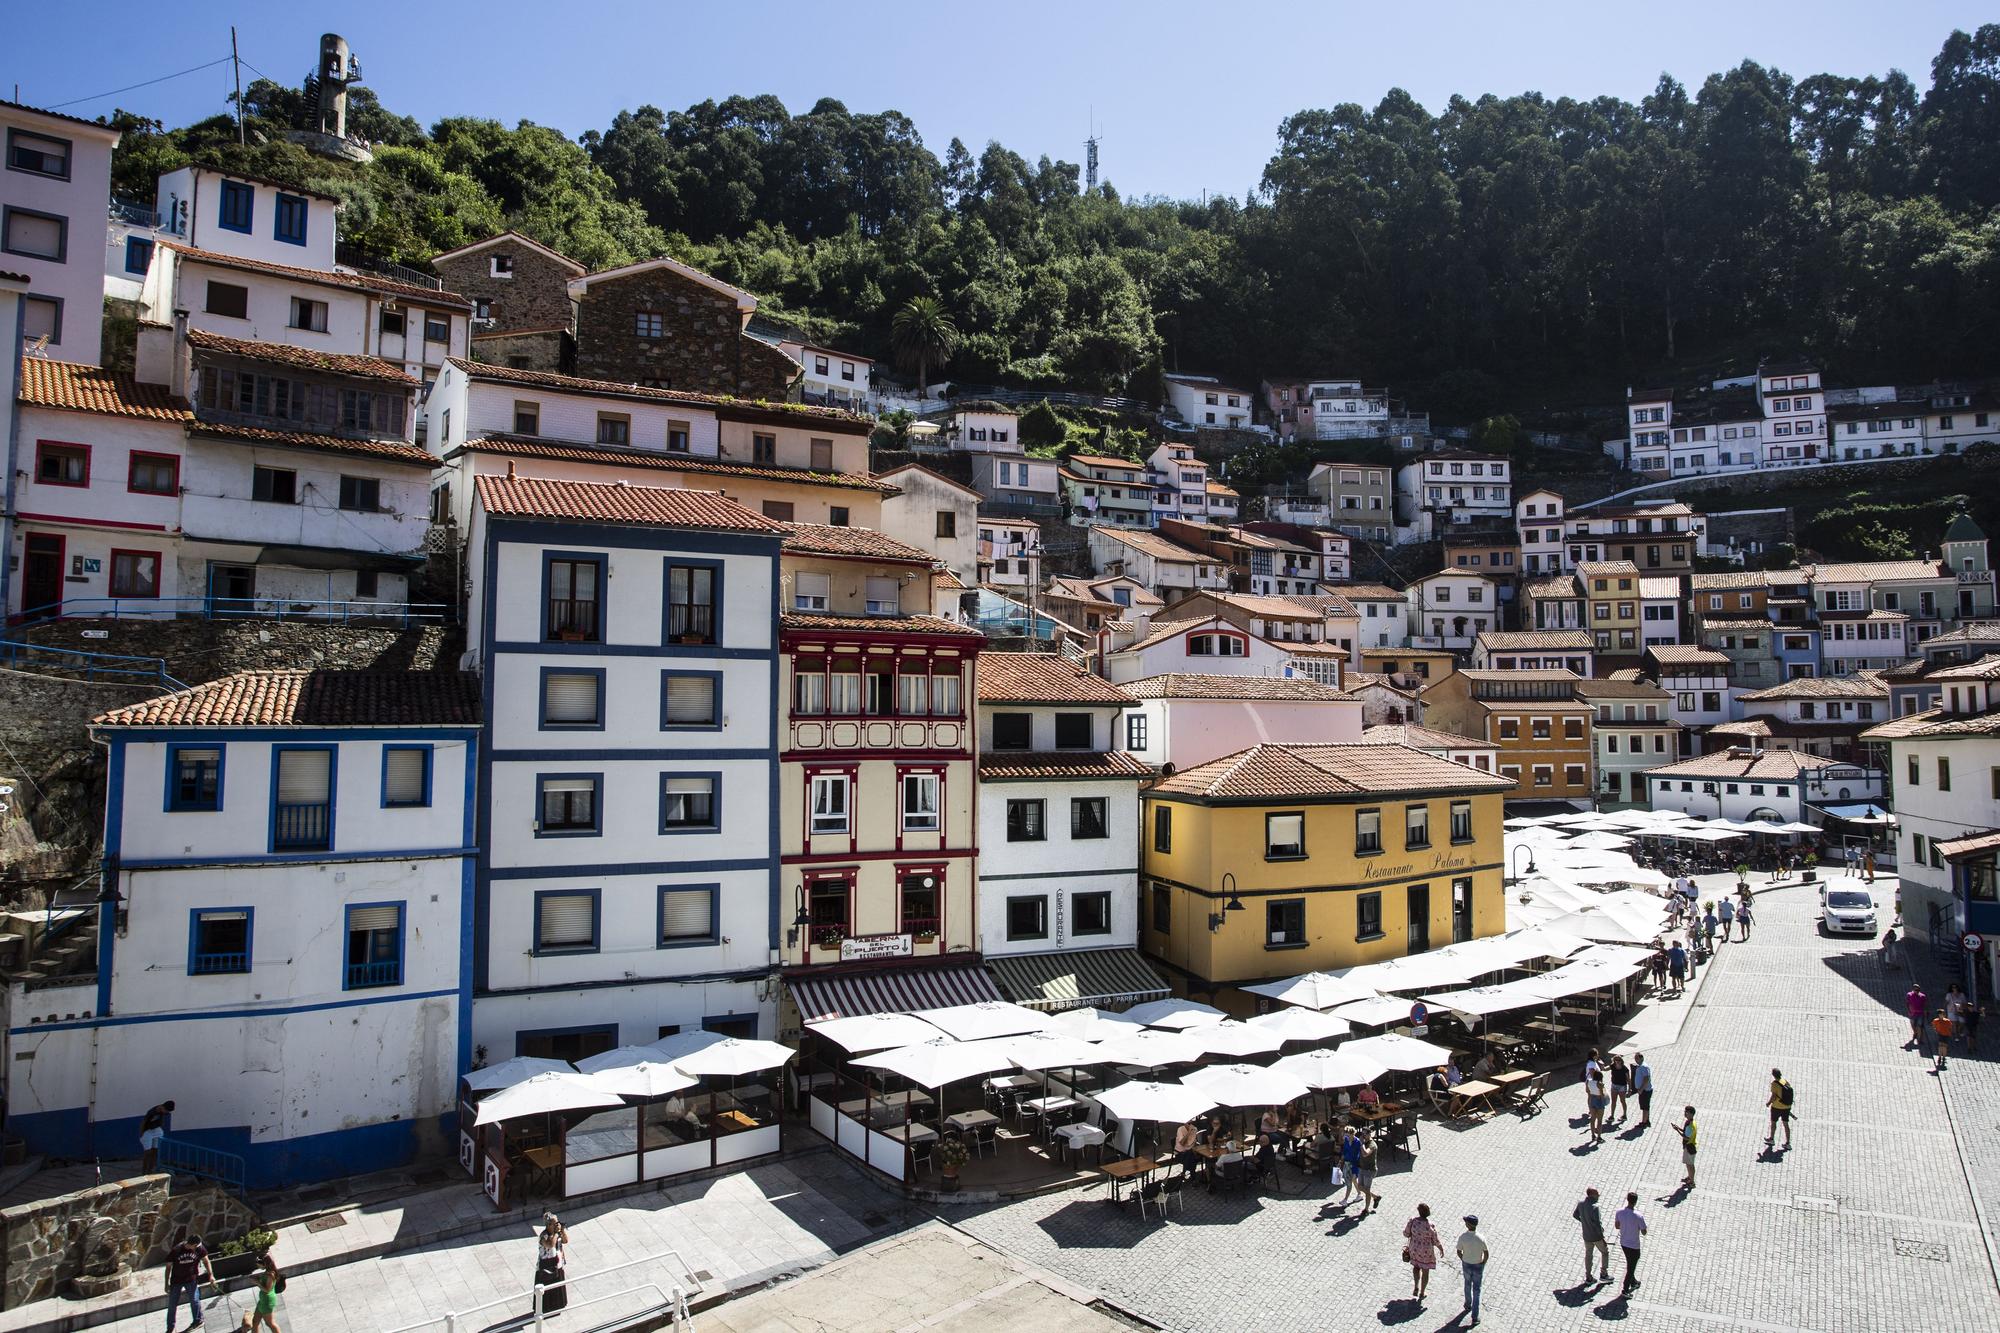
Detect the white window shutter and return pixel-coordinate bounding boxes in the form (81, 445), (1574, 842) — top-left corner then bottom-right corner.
(665, 676), (715, 724)
(544, 673), (599, 723)
(383, 749), (425, 803)
(276, 749), (330, 803)
(539, 894), (594, 946)
(660, 890), (713, 940)
(348, 905), (399, 933)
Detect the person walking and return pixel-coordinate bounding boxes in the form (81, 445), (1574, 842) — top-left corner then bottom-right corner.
(535, 1214), (569, 1315)
(1685, 919), (1702, 975)
(1585, 1066), (1608, 1144)
(1648, 943), (1669, 993)
(1963, 995), (1984, 1055)
(162, 1228), (211, 1333)
(1666, 941), (1688, 996)
(1947, 985), (1968, 1054)
(1337, 1127), (1364, 1208)
(1354, 1134), (1382, 1215)
(1864, 849), (1877, 883)
(1882, 927), (1902, 970)
(1933, 1009), (1955, 1072)
(1718, 896), (1735, 943)
(1701, 905), (1719, 955)
(250, 1252), (285, 1332)
(1456, 1215), (1488, 1325)
(1574, 1187), (1611, 1283)
(1403, 1204), (1441, 1303)
(1844, 844), (1858, 875)
(1906, 984), (1930, 1049)
(1737, 896), (1754, 940)
(1630, 1053), (1654, 1128)
(1674, 1106), (1698, 1189)
(1765, 1068), (1794, 1149)
(1614, 1192), (1648, 1294)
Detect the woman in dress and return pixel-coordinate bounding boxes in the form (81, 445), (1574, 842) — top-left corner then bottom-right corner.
(1403, 1203), (1440, 1301)
(535, 1214), (569, 1315)
(250, 1252), (284, 1332)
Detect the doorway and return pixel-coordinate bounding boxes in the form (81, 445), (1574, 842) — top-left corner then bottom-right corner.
(20, 534), (63, 619)
(1407, 883), (1431, 953)
(208, 562), (256, 614)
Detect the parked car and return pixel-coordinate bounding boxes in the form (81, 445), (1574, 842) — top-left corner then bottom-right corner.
(1820, 886), (1878, 935)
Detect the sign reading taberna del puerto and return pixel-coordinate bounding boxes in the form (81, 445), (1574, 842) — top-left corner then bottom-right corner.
(840, 933), (913, 961)
(1359, 848), (1477, 883)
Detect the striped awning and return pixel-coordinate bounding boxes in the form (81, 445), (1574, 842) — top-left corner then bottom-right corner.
(986, 947), (1171, 1012)
(785, 961), (1004, 1023)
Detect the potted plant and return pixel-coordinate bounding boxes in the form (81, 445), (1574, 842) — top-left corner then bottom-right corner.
(210, 1228), (277, 1280)
(1734, 863), (1750, 891)
(812, 925), (845, 949)
(1801, 852), (1819, 883)
(935, 1133), (970, 1191)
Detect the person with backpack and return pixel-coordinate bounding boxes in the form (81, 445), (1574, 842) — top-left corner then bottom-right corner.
(1765, 1069), (1794, 1150)
(250, 1251), (285, 1331)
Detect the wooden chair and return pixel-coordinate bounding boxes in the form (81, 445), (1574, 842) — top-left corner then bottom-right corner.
(1516, 1072), (1551, 1117)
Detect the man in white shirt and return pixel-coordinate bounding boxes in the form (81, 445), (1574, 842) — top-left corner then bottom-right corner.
(1456, 1215), (1488, 1325)
(1613, 1192), (1648, 1294)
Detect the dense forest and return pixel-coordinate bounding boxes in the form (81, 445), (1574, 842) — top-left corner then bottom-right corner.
(102, 25), (2000, 422)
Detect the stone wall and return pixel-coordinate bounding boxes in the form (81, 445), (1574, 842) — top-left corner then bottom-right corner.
(574, 266), (799, 398)
(432, 238), (577, 340)
(0, 1174), (259, 1309)
(468, 329), (567, 372)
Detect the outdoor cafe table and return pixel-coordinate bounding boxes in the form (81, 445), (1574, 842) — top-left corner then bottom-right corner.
(1448, 1079), (1501, 1118)
(1482, 1032), (1530, 1054)
(1348, 1101), (1404, 1126)
(1520, 1019), (1574, 1049)
(987, 1073), (1041, 1092)
(1557, 1005), (1601, 1027)
(1055, 1122), (1108, 1163)
(1489, 1069), (1535, 1097)
(1022, 1095), (1079, 1135)
(946, 1109), (999, 1132)
(881, 1122), (937, 1145)
(1100, 1155), (1158, 1204)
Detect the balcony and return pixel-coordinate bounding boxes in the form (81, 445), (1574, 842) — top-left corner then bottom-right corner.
(345, 958), (403, 989)
(274, 802), (331, 852)
(667, 604), (716, 643)
(335, 243), (443, 292)
(545, 598), (601, 642)
(790, 714), (966, 754)
(899, 916), (942, 941)
(190, 950), (248, 976)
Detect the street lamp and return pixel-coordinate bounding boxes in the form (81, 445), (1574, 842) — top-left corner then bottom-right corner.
(1509, 846), (1538, 883)
(1208, 872), (1246, 933)
(785, 883), (809, 950)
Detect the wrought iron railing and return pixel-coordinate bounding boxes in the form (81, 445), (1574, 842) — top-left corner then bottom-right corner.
(156, 1136), (248, 1195)
(274, 802), (331, 851)
(346, 958), (403, 989)
(11, 596), (444, 627)
(0, 638), (185, 688)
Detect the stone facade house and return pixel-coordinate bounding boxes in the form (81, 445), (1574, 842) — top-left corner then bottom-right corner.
(430, 230), (585, 373)
(569, 257), (800, 398)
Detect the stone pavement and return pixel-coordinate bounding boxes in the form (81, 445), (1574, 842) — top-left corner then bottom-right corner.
(939, 877), (2000, 1333)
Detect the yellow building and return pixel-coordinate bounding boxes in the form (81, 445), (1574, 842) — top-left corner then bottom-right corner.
(1579, 559), (1645, 661)
(1139, 743), (1511, 999)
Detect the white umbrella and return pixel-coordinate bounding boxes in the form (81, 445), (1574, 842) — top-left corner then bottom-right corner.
(1049, 1007), (1144, 1041)
(473, 1072), (624, 1126)
(646, 1029), (731, 1064)
(1240, 971), (1380, 1011)
(1002, 1031), (1117, 1070)
(1343, 1032), (1458, 1073)
(575, 1045), (672, 1075)
(1247, 1007), (1352, 1043)
(806, 1012), (944, 1054)
(1545, 906), (1665, 947)
(1273, 1048), (1388, 1090)
(581, 1061), (700, 1101)
(1122, 997), (1228, 1029)
(1096, 1079), (1218, 1125)
(1185, 1020), (1287, 1059)
(914, 1001), (1055, 1041)
(1772, 821), (1822, 835)
(1093, 1028), (1205, 1068)
(1183, 1062), (1312, 1108)
(1568, 831), (1635, 851)
(852, 1036), (1018, 1089)
(462, 1056), (573, 1092)
(670, 1037), (795, 1077)
(1331, 994), (1419, 1027)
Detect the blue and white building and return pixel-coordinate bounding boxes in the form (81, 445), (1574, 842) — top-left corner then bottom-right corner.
(3, 669), (481, 1187)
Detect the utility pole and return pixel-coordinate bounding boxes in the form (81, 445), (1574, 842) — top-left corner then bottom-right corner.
(230, 26), (244, 145)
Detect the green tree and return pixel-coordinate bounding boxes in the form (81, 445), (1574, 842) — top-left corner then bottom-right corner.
(1017, 401), (1066, 449)
(891, 295), (959, 396)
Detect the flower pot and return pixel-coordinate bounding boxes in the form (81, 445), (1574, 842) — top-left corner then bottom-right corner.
(210, 1252), (261, 1281)
(1802, 870), (1817, 883)
(939, 1171), (961, 1192)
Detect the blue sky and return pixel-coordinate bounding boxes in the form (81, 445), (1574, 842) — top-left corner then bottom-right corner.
(8, 2), (1990, 200)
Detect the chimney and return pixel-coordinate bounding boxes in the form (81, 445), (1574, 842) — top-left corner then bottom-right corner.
(170, 309), (190, 402)
(505, 460), (516, 479)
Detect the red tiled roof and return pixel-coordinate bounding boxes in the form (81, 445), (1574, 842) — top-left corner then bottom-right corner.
(977, 653), (1134, 705)
(188, 421), (435, 467)
(1118, 674), (1351, 701)
(457, 434), (894, 494)
(1476, 630), (1593, 651)
(162, 242), (472, 310)
(18, 358), (190, 422)
(980, 750), (1152, 781)
(474, 474), (782, 531)
(186, 329), (416, 385)
(1938, 829), (2000, 862)
(782, 522), (932, 563)
(1642, 749), (1850, 780)
(1153, 742), (1513, 800)
(447, 358), (868, 429)
(95, 670), (479, 728)
(1358, 723), (1495, 751)
(778, 612), (983, 638)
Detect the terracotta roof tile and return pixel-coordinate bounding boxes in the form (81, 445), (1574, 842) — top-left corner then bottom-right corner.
(1642, 749), (1850, 781)
(1476, 630), (1593, 651)
(1329, 583), (1404, 600)
(1737, 675), (1887, 701)
(781, 522), (932, 563)
(1898, 707), (2000, 739)
(456, 434), (894, 494)
(447, 358), (867, 428)
(1931, 654), (2000, 681)
(1064, 453), (1146, 471)
(1524, 575), (1580, 599)
(778, 612), (983, 638)
(162, 242), (472, 309)
(1860, 708), (1945, 742)
(1647, 645), (1730, 668)
(95, 670), (479, 728)
(474, 474), (782, 531)
(1153, 742), (1512, 800)
(189, 420), (434, 467)
(1937, 829), (2000, 861)
(980, 750), (1151, 781)
(1803, 558), (1945, 584)
(1690, 570), (1776, 590)
(1576, 560), (1642, 578)
(186, 329), (416, 385)
(1358, 723), (1495, 751)
(18, 359), (190, 422)
(1091, 527), (1211, 564)
(977, 653), (1133, 705)
(1118, 674), (1352, 701)
(1571, 678), (1672, 701)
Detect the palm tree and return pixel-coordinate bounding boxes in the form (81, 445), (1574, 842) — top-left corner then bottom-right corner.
(891, 296), (959, 398)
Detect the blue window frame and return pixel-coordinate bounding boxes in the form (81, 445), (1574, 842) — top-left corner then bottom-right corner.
(218, 180), (253, 234)
(659, 771), (721, 833)
(344, 902), (404, 989)
(660, 670), (722, 731)
(658, 882), (720, 948)
(539, 665), (606, 731)
(533, 888), (601, 955)
(123, 235), (154, 275)
(187, 907), (252, 975)
(541, 550), (607, 644)
(663, 558), (723, 646)
(380, 744), (433, 807)
(535, 772), (602, 837)
(274, 193), (307, 246)
(165, 743), (224, 812)
(270, 745), (336, 852)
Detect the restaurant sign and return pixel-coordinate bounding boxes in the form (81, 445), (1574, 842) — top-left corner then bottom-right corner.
(841, 933), (913, 961)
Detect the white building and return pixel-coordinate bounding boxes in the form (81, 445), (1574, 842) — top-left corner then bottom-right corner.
(775, 340), (872, 411)
(1406, 570), (1498, 651)
(1164, 375), (1252, 429)
(1338, 582), (1411, 650)
(1119, 673), (1362, 770)
(1472, 631), (1593, 675)
(941, 406), (1020, 454)
(1645, 645), (1736, 745)
(979, 516), (1042, 589)
(1640, 576), (1682, 649)
(874, 463), (981, 588)
(1103, 614), (1301, 684)
(968, 452), (1061, 514)
(1087, 524), (1228, 603)
(1821, 610), (1912, 677)
(2, 670), (480, 1187)
(1758, 361), (1826, 468)
(1145, 441), (1212, 524)
(1516, 489), (1565, 574)
(467, 473), (787, 1064)
(1395, 451), (1512, 540)
(1, 100), (120, 365)
(1642, 747), (1883, 827)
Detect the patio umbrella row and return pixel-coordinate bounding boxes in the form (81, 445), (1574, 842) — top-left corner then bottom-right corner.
(468, 1032), (799, 1125)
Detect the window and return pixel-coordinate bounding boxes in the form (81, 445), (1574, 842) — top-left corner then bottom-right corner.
(666, 420), (690, 452)
(810, 439), (834, 471)
(380, 308), (406, 336)
(1356, 892), (1383, 941)
(1152, 883), (1173, 934)
(189, 909), (252, 975)
(6, 129), (69, 178)
(1054, 713), (1092, 749)
(1498, 718), (1519, 740)
(382, 746), (431, 807)
(272, 747), (334, 851)
(649, 883), (720, 948)
(1564, 717), (1584, 741)
(660, 774), (718, 831)
(761, 500), (795, 521)
(810, 773), (849, 835)
(1154, 805), (1172, 853)
(1071, 797), (1107, 839)
(826, 505), (851, 527)
(35, 441), (87, 487)
(1939, 757), (1952, 791)
(21, 295), (60, 343)
(1405, 803), (1431, 849)
(793, 571), (830, 612)
(536, 775), (600, 835)
(635, 311), (664, 338)
(596, 413), (631, 445)
(662, 673), (719, 728)
(423, 312), (450, 343)
(535, 890), (599, 954)
(752, 433), (776, 464)
(666, 563), (717, 643)
(1533, 766), (1554, 787)
(1268, 899), (1307, 949)
(1356, 807), (1382, 854)
(931, 669), (962, 716)
(128, 451), (178, 495)
(473, 298), (494, 321)
(124, 235), (154, 275)
(1187, 633), (1245, 657)
(865, 577), (900, 616)
(273, 193), (308, 245)
(896, 666), (929, 715)
(541, 670), (603, 727)
(167, 746), (223, 812)
(1006, 895), (1049, 941)
(992, 713), (1031, 750)
(545, 556), (603, 641)
(280, 294), (330, 333)
(1073, 890), (1112, 936)
(1450, 800), (1472, 844)
(1007, 798), (1046, 841)
(488, 253), (515, 278)
(1531, 718), (1552, 740)
(337, 475), (381, 512)
(902, 772), (940, 832)
(344, 903), (403, 988)
(1126, 713), (1149, 750)
(1566, 764), (1586, 787)
(1267, 812), (1306, 859)
(206, 280), (249, 319)
(219, 180), (254, 232)
(2, 207), (65, 261)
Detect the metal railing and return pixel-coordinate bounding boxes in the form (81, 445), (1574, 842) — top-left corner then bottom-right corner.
(0, 638), (186, 689)
(12, 596), (445, 626)
(109, 197), (160, 227)
(336, 243), (444, 291)
(381, 1250), (695, 1333)
(546, 598), (602, 641)
(273, 802), (331, 851)
(156, 1136), (247, 1195)
(190, 951), (249, 976)
(345, 959), (403, 989)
